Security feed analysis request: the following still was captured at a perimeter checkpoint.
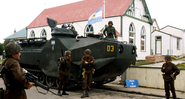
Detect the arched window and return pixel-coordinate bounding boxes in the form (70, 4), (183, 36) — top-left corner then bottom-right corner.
(41, 29), (47, 38)
(68, 25), (75, 30)
(141, 26), (146, 51)
(30, 30), (35, 38)
(85, 25), (94, 34)
(129, 23), (135, 45)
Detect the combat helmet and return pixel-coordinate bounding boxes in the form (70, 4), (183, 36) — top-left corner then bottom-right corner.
(5, 42), (22, 56)
(84, 49), (91, 54)
(65, 51), (72, 56)
(108, 21), (113, 25)
(164, 55), (171, 61)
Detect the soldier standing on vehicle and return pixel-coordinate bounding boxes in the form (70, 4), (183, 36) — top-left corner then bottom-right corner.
(81, 49), (95, 98)
(161, 55), (180, 99)
(57, 51), (78, 96)
(103, 21), (118, 40)
(0, 42), (34, 99)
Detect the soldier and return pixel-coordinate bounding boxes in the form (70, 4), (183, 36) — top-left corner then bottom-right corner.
(161, 55), (180, 99)
(81, 49), (95, 98)
(0, 42), (34, 99)
(103, 21), (118, 40)
(132, 47), (138, 65)
(57, 51), (78, 96)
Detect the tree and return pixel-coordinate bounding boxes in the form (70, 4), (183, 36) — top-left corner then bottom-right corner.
(0, 43), (4, 55)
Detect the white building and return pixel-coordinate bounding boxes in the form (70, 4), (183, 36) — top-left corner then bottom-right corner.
(26, 0), (153, 60)
(152, 19), (185, 56)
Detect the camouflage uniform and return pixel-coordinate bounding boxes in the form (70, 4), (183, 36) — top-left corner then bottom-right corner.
(0, 42), (30, 99)
(103, 26), (117, 39)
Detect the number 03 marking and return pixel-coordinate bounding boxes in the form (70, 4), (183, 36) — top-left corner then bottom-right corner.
(107, 45), (114, 52)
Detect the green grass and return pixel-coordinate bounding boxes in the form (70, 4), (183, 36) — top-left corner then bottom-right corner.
(0, 60), (3, 63)
(130, 60), (163, 66)
(130, 60), (154, 66)
(177, 63), (185, 69)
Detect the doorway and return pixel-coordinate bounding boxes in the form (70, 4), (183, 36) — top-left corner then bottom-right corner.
(155, 36), (162, 55)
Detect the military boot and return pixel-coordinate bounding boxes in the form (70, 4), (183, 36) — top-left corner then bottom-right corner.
(81, 90), (88, 98)
(57, 90), (62, 96)
(62, 91), (69, 95)
(86, 90), (89, 97)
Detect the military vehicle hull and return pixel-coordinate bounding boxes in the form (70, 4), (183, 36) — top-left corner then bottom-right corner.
(19, 36), (136, 87)
(19, 18), (136, 87)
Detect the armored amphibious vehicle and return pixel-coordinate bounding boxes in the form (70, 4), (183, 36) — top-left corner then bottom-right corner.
(18, 18), (136, 87)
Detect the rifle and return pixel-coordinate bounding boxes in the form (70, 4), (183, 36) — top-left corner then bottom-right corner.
(0, 66), (57, 95)
(23, 69), (58, 95)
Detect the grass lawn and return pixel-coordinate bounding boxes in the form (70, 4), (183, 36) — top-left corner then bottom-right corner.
(0, 60), (3, 63)
(177, 63), (185, 69)
(130, 60), (154, 66)
(130, 60), (163, 66)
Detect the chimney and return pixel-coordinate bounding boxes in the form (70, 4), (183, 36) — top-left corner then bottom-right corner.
(14, 28), (16, 33)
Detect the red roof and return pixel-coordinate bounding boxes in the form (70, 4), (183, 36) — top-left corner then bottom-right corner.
(27, 0), (132, 28)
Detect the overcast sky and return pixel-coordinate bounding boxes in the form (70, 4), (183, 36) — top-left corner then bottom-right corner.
(0, 0), (184, 43)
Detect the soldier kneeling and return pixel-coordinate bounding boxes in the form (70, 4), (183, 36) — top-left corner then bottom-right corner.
(81, 49), (95, 98)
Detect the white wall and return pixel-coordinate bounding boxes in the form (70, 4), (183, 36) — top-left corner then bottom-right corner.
(27, 16), (122, 41)
(122, 16), (151, 60)
(152, 31), (170, 55)
(126, 67), (185, 91)
(152, 20), (159, 32)
(171, 37), (183, 55)
(152, 31), (183, 56)
(135, 0), (146, 20)
(161, 26), (183, 38)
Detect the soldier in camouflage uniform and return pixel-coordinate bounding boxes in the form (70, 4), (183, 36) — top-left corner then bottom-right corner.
(57, 51), (78, 96)
(0, 42), (34, 99)
(103, 21), (118, 40)
(161, 55), (180, 99)
(81, 49), (95, 98)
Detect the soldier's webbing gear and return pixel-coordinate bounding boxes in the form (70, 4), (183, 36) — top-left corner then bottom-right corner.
(92, 68), (95, 74)
(82, 68), (95, 78)
(82, 68), (86, 78)
(58, 57), (66, 71)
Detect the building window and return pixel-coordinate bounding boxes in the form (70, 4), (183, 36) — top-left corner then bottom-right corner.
(177, 38), (180, 50)
(85, 25), (94, 34)
(129, 23), (135, 45)
(141, 26), (146, 51)
(127, 3), (135, 17)
(153, 26), (156, 31)
(68, 25), (75, 30)
(41, 29), (47, 38)
(30, 30), (35, 38)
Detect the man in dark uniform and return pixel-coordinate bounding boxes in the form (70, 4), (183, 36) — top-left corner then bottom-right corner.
(57, 51), (77, 96)
(0, 42), (34, 99)
(103, 21), (118, 40)
(161, 55), (180, 99)
(81, 49), (95, 98)
(132, 47), (138, 65)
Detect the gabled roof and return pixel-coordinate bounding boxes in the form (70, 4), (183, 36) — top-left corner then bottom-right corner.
(152, 18), (160, 30)
(160, 25), (183, 31)
(4, 28), (27, 39)
(152, 30), (182, 39)
(27, 0), (132, 28)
